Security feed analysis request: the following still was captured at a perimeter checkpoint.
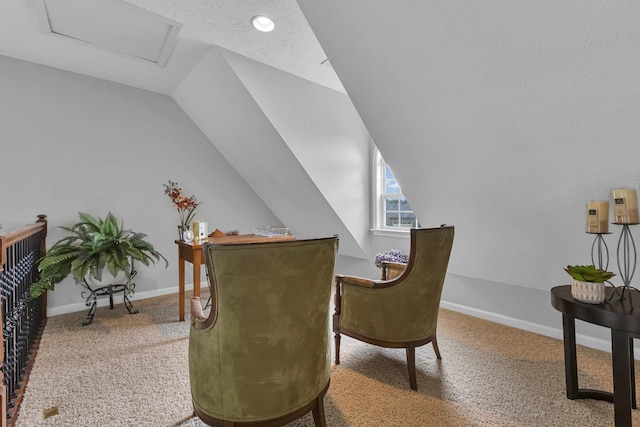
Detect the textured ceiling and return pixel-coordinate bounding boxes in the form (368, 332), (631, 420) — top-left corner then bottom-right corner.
(0, 0), (344, 94)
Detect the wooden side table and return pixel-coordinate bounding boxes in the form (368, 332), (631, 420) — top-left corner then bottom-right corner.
(551, 285), (640, 426)
(175, 233), (295, 321)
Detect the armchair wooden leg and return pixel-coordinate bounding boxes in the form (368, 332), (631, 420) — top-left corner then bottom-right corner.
(311, 394), (327, 427)
(432, 336), (442, 360)
(406, 345), (417, 391)
(334, 332), (341, 365)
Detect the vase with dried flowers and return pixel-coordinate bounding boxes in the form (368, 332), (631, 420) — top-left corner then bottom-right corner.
(163, 180), (201, 240)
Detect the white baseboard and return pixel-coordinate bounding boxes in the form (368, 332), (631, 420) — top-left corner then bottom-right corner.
(440, 299), (640, 358)
(46, 282), (207, 317)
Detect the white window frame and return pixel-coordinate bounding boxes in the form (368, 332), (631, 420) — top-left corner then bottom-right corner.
(372, 149), (418, 236)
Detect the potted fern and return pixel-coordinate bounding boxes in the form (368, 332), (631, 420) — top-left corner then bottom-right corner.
(564, 265), (615, 304)
(31, 212), (167, 323)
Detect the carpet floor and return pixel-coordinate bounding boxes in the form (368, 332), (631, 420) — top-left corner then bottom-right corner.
(13, 291), (638, 427)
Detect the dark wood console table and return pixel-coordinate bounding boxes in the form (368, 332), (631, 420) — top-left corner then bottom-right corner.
(175, 233), (295, 321)
(551, 285), (640, 426)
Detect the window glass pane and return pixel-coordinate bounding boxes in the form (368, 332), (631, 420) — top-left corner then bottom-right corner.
(400, 198), (411, 211)
(385, 165), (394, 180)
(385, 179), (399, 194)
(386, 212), (399, 227)
(386, 198), (399, 211)
(400, 212), (417, 227)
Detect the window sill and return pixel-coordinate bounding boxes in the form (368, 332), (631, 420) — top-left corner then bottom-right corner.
(371, 228), (411, 238)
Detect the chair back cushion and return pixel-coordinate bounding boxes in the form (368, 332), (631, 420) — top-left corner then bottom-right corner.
(189, 236), (338, 423)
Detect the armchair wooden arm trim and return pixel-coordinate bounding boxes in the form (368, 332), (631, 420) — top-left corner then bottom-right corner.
(381, 261), (408, 280)
(335, 274), (397, 290)
(381, 261), (407, 269)
(335, 274), (377, 288)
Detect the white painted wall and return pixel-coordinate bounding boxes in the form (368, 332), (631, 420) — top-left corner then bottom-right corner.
(0, 55), (280, 316)
(173, 46), (371, 258)
(298, 0), (640, 347)
(221, 49), (372, 257)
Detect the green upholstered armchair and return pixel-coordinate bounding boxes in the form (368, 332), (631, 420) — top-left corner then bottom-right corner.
(333, 226), (454, 391)
(189, 236), (339, 427)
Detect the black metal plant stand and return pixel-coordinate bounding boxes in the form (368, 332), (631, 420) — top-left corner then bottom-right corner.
(78, 262), (139, 326)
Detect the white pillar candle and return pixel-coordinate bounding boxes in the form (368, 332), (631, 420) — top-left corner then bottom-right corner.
(587, 200), (609, 233)
(612, 188), (639, 224)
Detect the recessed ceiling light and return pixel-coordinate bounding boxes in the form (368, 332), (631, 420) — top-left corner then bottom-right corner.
(251, 15), (275, 32)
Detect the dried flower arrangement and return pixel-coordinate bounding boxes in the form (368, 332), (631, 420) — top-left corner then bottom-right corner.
(163, 180), (201, 231)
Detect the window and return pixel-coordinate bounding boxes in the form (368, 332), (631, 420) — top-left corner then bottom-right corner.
(373, 149), (419, 230)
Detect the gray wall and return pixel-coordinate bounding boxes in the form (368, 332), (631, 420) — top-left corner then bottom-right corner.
(299, 0), (640, 350)
(0, 55), (280, 315)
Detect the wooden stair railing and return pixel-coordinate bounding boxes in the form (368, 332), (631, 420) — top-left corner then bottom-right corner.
(0, 215), (48, 427)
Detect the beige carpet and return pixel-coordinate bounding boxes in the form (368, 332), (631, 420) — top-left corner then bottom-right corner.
(14, 291), (639, 427)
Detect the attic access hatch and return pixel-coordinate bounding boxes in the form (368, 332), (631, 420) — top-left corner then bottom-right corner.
(32, 0), (182, 67)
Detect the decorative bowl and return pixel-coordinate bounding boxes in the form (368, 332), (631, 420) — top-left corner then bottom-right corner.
(253, 226), (290, 237)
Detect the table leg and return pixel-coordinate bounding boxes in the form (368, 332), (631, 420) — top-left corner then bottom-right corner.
(631, 339), (637, 409)
(612, 330), (633, 427)
(193, 250), (201, 299)
(179, 248), (185, 322)
(562, 314), (579, 399)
